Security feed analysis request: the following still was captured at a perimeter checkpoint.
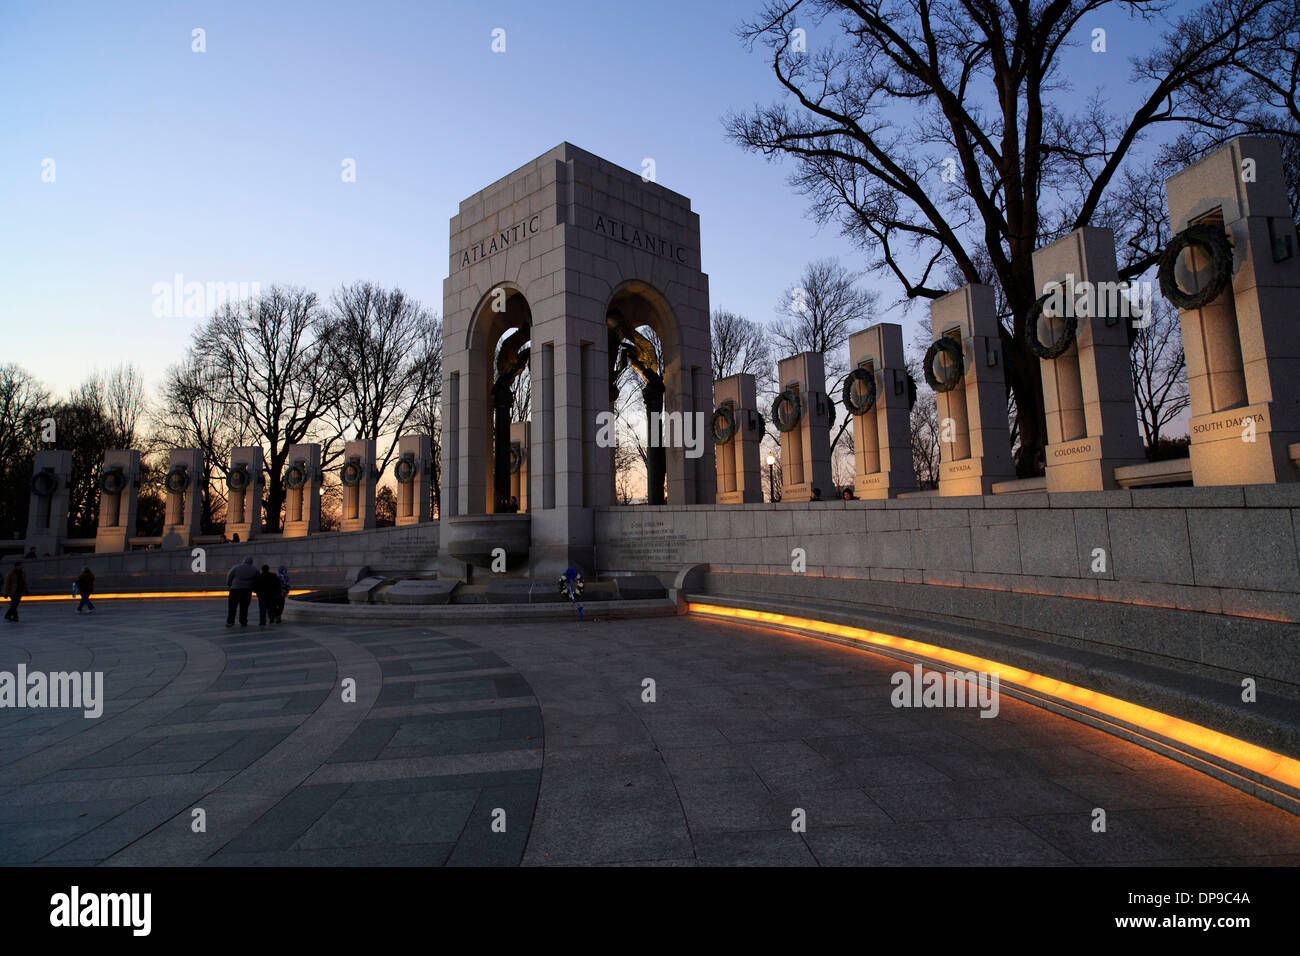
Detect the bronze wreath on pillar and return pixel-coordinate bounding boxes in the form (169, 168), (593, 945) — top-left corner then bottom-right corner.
(923, 338), (964, 393)
(164, 464), (190, 494)
(842, 366), (877, 415)
(710, 402), (739, 445)
(771, 388), (803, 432)
(100, 468), (127, 495)
(1024, 292), (1078, 360)
(394, 455), (419, 484)
(340, 460), (365, 488)
(30, 470), (57, 497)
(227, 464), (251, 493)
(1157, 223), (1234, 311)
(283, 464), (308, 491)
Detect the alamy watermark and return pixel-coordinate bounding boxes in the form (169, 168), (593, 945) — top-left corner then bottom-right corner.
(151, 274), (261, 319)
(595, 410), (705, 459)
(1040, 273), (1153, 329)
(890, 664), (999, 718)
(0, 665), (104, 718)
(50, 886), (150, 935)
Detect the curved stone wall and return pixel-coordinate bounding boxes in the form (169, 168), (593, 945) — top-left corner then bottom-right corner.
(4, 523), (439, 595)
(594, 485), (1300, 694)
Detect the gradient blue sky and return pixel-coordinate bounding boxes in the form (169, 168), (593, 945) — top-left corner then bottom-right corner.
(1, 0), (1180, 398)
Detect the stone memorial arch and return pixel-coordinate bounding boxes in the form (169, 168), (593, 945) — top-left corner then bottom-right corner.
(440, 143), (714, 576)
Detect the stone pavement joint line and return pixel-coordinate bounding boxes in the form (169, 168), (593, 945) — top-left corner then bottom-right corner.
(0, 600), (1297, 866)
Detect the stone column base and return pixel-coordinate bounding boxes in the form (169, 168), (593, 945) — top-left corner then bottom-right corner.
(1189, 403), (1299, 485)
(1045, 436), (1146, 492)
(854, 471), (901, 500)
(939, 458), (1011, 496)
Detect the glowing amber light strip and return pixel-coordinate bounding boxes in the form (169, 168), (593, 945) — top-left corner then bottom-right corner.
(688, 602), (1300, 792)
(23, 590), (312, 602)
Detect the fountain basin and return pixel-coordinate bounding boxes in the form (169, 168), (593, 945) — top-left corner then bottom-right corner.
(443, 513), (531, 570)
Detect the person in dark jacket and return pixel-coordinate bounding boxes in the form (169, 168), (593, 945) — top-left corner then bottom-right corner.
(75, 567), (95, 614)
(253, 564), (281, 626)
(3, 561), (28, 622)
(275, 565), (291, 624)
(226, 556), (257, 627)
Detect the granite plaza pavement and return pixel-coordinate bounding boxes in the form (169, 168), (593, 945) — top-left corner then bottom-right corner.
(1, 598), (1297, 866)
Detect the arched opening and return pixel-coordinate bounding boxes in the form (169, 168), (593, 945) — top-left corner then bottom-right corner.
(467, 287), (532, 514)
(605, 283), (683, 506)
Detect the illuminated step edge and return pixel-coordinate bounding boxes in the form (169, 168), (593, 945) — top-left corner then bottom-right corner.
(688, 601), (1300, 817)
(24, 590), (312, 601)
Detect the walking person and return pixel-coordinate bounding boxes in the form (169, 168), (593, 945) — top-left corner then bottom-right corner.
(275, 564), (291, 624)
(226, 556), (257, 627)
(75, 566), (96, 614)
(3, 561), (29, 623)
(253, 564), (280, 626)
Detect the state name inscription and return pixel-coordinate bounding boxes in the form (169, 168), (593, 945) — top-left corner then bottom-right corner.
(1053, 441), (1093, 458)
(1193, 411), (1266, 434)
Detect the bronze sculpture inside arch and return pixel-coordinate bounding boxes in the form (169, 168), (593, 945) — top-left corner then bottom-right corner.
(492, 323), (530, 512)
(606, 308), (666, 505)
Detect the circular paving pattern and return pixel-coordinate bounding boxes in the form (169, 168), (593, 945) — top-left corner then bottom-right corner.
(1, 600), (1297, 866)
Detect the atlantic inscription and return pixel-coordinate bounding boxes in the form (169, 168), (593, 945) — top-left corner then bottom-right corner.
(593, 214), (688, 263)
(456, 214), (541, 269)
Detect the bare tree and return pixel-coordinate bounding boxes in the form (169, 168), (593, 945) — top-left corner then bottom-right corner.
(0, 364), (53, 539)
(1156, 0), (1300, 216)
(904, 353), (941, 490)
(58, 372), (141, 538)
(510, 365), (531, 425)
(712, 308), (774, 385)
(101, 363), (147, 448)
(405, 316), (444, 518)
(728, 0), (1299, 476)
(612, 363), (650, 502)
(613, 436), (641, 505)
(319, 479), (342, 531)
(772, 257), (878, 385)
(0, 365), (49, 453)
(831, 427), (856, 491)
(1131, 298), (1191, 455)
(193, 286), (337, 533)
(320, 282), (441, 474)
(153, 356), (251, 530)
(375, 485), (397, 527)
